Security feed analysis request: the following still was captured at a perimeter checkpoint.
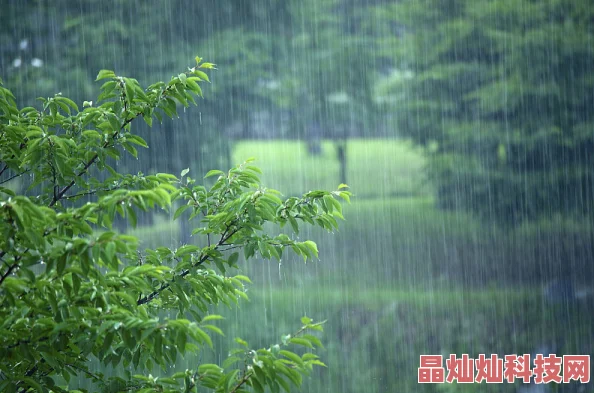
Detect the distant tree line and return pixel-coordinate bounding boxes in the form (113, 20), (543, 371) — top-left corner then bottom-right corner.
(2, 0), (592, 225)
(375, 0), (594, 224)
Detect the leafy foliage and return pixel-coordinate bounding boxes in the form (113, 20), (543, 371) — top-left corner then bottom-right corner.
(376, 0), (594, 223)
(0, 59), (351, 392)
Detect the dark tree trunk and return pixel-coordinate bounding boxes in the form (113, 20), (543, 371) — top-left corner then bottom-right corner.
(336, 139), (347, 185)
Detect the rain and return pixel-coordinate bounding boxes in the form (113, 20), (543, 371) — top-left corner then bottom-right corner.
(0, 0), (593, 392)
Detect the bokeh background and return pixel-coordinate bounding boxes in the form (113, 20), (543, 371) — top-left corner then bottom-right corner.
(1, 1), (593, 391)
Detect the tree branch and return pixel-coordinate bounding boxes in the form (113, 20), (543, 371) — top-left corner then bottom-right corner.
(0, 169), (30, 185)
(48, 113), (138, 208)
(137, 225), (241, 306)
(62, 186), (118, 200)
(0, 142), (28, 183)
(218, 244), (245, 252)
(49, 152), (99, 207)
(229, 370), (253, 393)
(68, 362), (103, 382)
(0, 258), (20, 286)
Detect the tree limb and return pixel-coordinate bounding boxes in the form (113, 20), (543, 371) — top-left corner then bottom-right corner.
(0, 259), (20, 286)
(0, 169), (30, 185)
(48, 113), (138, 207)
(137, 225), (240, 306)
(230, 370), (253, 393)
(62, 186), (118, 200)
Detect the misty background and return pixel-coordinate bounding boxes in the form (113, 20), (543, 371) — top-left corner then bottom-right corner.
(1, 0), (593, 392)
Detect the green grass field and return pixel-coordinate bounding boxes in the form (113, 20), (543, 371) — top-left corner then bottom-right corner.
(232, 138), (431, 198)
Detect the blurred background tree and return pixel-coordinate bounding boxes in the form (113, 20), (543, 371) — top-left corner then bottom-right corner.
(2, 0), (592, 225)
(374, 0), (594, 224)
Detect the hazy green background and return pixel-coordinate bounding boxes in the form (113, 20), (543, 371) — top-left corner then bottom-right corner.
(2, 0), (593, 392)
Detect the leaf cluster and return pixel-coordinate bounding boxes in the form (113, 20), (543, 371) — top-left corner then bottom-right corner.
(0, 58), (351, 392)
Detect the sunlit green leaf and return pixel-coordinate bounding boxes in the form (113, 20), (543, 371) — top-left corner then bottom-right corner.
(96, 69), (116, 81)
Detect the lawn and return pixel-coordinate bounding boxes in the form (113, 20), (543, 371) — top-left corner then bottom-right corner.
(232, 138), (431, 198)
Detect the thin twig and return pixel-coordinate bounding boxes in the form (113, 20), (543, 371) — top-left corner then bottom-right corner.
(68, 363), (102, 382)
(229, 371), (253, 393)
(0, 259), (20, 286)
(0, 169), (29, 185)
(49, 152), (100, 207)
(218, 244), (244, 252)
(48, 114), (137, 208)
(137, 225), (240, 306)
(62, 186), (118, 200)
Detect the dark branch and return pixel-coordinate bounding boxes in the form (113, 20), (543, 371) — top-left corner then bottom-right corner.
(0, 169), (30, 185)
(0, 258), (20, 286)
(230, 371), (253, 393)
(137, 225), (241, 306)
(68, 363), (102, 382)
(218, 244), (244, 252)
(62, 186), (118, 200)
(49, 152), (99, 207)
(48, 113), (138, 208)
(0, 142), (28, 183)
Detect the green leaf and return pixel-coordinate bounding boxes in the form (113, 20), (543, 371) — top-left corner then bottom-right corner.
(200, 62), (217, 69)
(303, 241), (318, 259)
(57, 254), (67, 275)
(126, 134), (148, 148)
(123, 78), (136, 101)
(224, 369), (239, 391)
(251, 374), (265, 393)
(202, 324), (224, 336)
(204, 169), (225, 178)
(228, 252), (239, 267)
(198, 363), (223, 375)
(107, 114), (121, 132)
(288, 216), (299, 234)
(201, 315), (224, 322)
(288, 337), (313, 348)
(279, 350), (304, 366)
(234, 337), (248, 347)
(127, 205), (137, 228)
(338, 191), (351, 203)
(23, 377), (44, 392)
(193, 69), (210, 82)
(276, 375), (291, 392)
(0, 187), (16, 197)
(56, 96), (79, 112)
(174, 204), (190, 220)
(302, 334), (323, 348)
(234, 275), (252, 283)
(96, 69), (116, 81)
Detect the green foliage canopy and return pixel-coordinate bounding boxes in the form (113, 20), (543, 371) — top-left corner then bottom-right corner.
(0, 58), (351, 392)
(377, 0), (594, 223)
